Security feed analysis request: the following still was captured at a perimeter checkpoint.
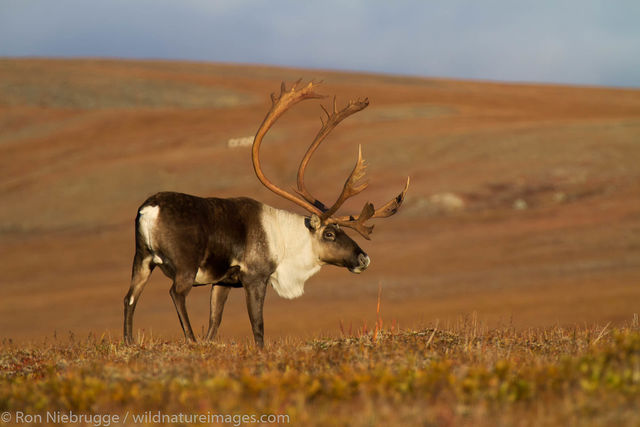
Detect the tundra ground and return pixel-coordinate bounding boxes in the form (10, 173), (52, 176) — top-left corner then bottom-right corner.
(2, 321), (640, 426)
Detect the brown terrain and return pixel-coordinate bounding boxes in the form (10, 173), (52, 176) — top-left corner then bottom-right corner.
(1, 58), (639, 344)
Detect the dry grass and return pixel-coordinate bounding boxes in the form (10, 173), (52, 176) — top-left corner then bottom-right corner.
(2, 317), (639, 426)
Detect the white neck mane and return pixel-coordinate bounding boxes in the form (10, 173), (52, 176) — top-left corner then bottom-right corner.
(260, 205), (322, 299)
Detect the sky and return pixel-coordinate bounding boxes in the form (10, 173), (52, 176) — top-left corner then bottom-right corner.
(1, 0), (639, 87)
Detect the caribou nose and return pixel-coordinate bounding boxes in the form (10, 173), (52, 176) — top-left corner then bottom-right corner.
(358, 253), (370, 269)
(349, 253), (370, 274)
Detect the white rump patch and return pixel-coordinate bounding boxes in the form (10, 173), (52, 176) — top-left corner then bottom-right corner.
(138, 205), (163, 264)
(260, 205), (322, 299)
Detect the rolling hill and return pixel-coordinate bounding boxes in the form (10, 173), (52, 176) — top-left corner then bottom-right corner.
(1, 58), (639, 343)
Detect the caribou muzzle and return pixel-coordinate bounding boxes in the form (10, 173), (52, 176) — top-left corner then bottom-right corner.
(349, 252), (370, 274)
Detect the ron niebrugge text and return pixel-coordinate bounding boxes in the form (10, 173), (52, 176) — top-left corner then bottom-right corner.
(5, 411), (290, 425)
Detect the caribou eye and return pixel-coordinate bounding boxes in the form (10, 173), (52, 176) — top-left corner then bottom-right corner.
(323, 230), (336, 241)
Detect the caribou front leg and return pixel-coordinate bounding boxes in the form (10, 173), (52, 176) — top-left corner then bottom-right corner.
(169, 272), (197, 343)
(244, 279), (268, 348)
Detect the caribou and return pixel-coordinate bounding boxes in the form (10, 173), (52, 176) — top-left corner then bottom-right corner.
(123, 81), (409, 347)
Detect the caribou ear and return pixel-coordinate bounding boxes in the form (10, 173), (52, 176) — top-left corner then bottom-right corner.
(305, 214), (322, 231)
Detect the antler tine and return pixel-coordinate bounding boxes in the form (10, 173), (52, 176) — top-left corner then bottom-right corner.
(296, 97), (369, 211)
(320, 103), (330, 119)
(372, 176), (411, 218)
(252, 81), (326, 216)
(319, 144), (369, 220)
(330, 176), (411, 239)
(329, 202), (375, 240)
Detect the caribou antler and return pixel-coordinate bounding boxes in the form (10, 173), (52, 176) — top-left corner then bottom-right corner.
(320, 144), (369, 220)
(252, 81), (409, 239)
(252, 81), (325, 216)
(328, 176), (410, 239)
(296, 97), (369, 211)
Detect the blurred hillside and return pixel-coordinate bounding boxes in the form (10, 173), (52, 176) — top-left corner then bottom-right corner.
(1, 58), (639, 342)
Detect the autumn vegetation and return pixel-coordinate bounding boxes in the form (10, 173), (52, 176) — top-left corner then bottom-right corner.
(2, 316), (640, 426)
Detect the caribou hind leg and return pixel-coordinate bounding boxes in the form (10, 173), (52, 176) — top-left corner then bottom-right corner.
(205, 285), (231, 340)
(204, 265), (241, 340)
(124, 251), (155, 344)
